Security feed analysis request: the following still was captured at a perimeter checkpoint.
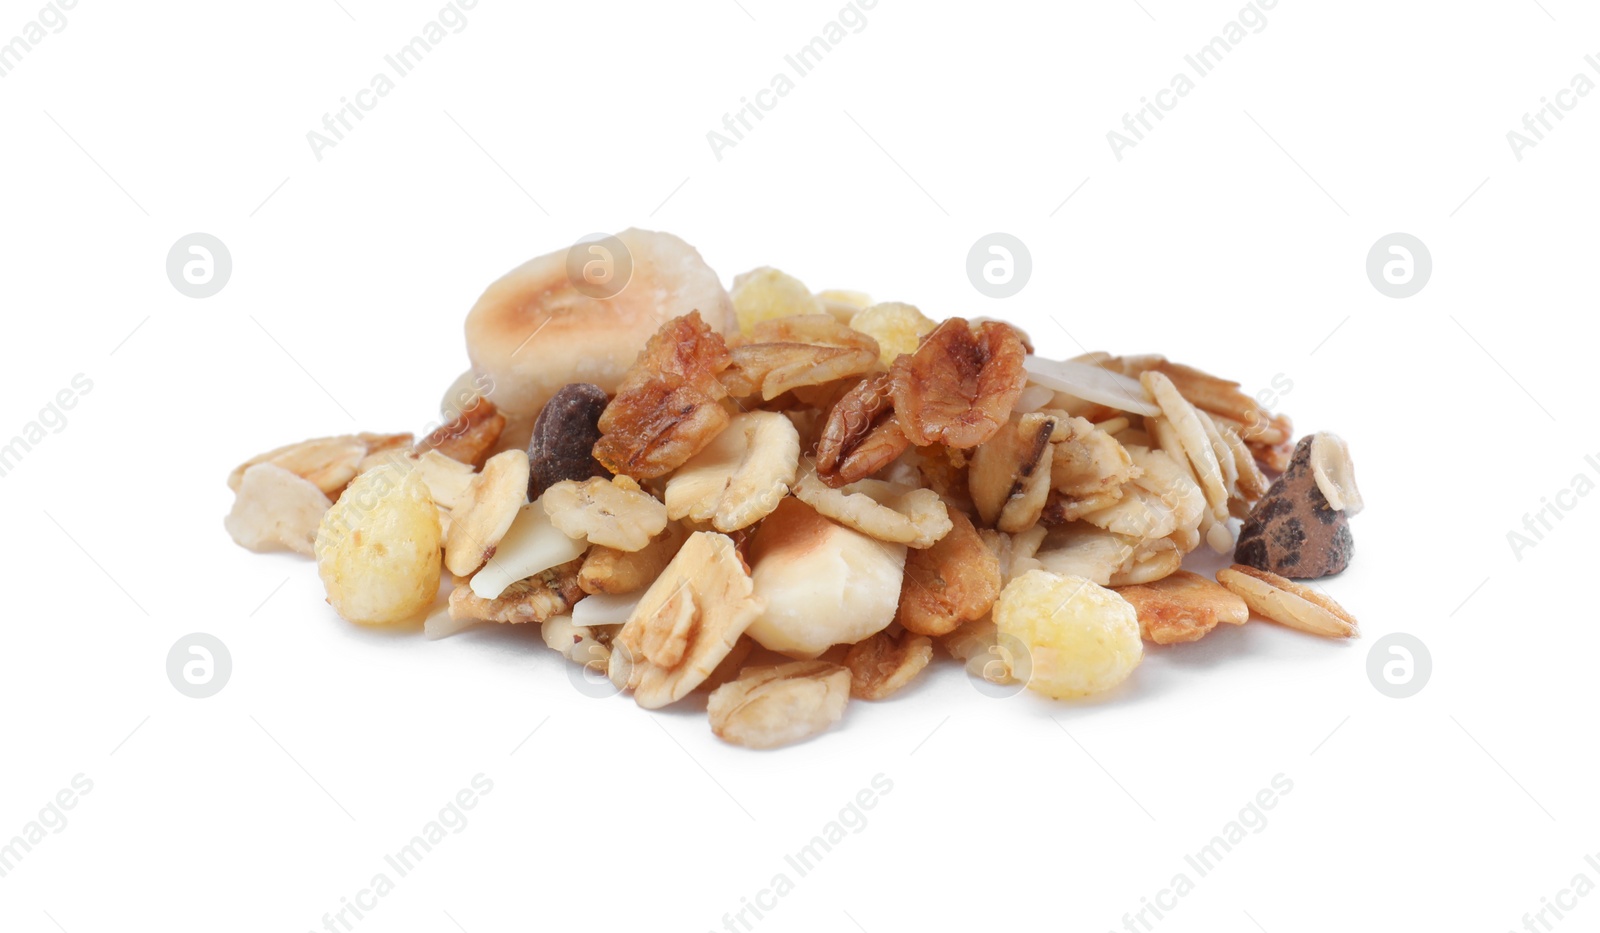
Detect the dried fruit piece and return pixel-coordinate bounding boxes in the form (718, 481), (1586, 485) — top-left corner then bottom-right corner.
(527, 382), (610, 499)
(469, 500), (588, 600)
(578, 523), (689, 595)
(1216, 564), (1359, 639)
(1023, 356), (1160, 418)
(593, 312), (734, 480)
(815, 373), (912, 488)
(444, 449), (530, 577)
(844, 629), (934, 700)
(896, 509), (1001, 637)
(1236, 435), (1355, 579)
(792, 461), (952, 549)
(993, 570), (1142, 699)
(892, 318), (1028, 449)
(849, 301), (937, 367)
(315, 463), (442, 625)
(224, 463), (332, 556)
(745, 498), (907, 658)
(707, 661), (851, 749)
(229, 432), (412, 497)
(464, 228), (735, 420)
(609, 531), (766, 708)
(730, 267), (827, 335)
(1116, 570), (1248, 644)
(542, 475), (668, 552)
(969, 412), (1057, 532)
(416, 396), (506, 468)
(664, 411), (800, 531)
(448, 559), (584, 625)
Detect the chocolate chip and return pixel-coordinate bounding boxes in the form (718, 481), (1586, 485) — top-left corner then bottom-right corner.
(1235, 435), (1354, 579)
(528, 383), (611, 499)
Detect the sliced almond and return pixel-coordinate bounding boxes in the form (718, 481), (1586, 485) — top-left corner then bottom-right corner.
(469, 499), (588, 600)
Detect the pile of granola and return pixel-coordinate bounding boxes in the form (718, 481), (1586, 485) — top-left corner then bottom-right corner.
(225, 230), (1363, 749)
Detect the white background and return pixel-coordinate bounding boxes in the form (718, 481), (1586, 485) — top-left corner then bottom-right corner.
(1, 1), (1595, 931)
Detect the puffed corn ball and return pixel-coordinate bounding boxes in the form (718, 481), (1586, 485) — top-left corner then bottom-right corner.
(993, 570), (1142, 698)
(849, 302), (936, 367)
(315, 463), (442, 625)
(730, 267), (825, 335)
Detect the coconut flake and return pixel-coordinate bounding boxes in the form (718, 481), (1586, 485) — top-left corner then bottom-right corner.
(1023, 356), (1160, 418)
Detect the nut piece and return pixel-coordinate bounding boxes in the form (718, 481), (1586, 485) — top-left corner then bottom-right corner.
(792, 460), (952, 549)
(448, 559), (584, 625)
(468, 499), (589, 600)
(892, 318), (1028, 449)
(1309, 432), (1364, 515)
(224, 462), (333, 556)
(315, 463), (442, 625)
(1216, 564), (1360, 639)
(542, 475), (668, 552)
(1115, 570), (1249, 645)
(745, 498), (907, 658)
(527, 382), (611, 500)
(229, 432), (412, 497)
(969, 412), (1057, 532)
(994, 570), (1143, 699)
(609, 531), (766, 709)
(843, 629), (933, 700)
(593, 312), (734, 480)
(664, 411), (800, 532)
(896, 509), (1001, 637)
(416, 396), (506, 468)
(444, 449), (531, 577)
(849, 301), (937, 367)
(707, 661), (852, 749)
(815, 373), (912, 488)
(579, 523), (689, 595)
